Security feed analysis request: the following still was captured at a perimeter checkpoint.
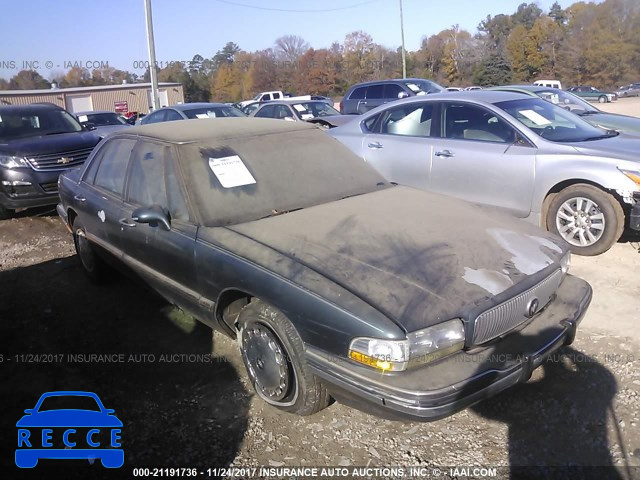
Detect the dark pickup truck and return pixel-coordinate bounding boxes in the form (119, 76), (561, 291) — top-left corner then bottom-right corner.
(0, 103), (101, 219)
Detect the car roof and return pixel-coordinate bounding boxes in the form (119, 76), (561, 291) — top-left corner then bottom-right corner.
(75, 110), (117, 115)
(396, 90), (533, 104)
(348, 78), (433, 88)
(166, 103), (234, 111)
(117, 117), (316, 144)
(260, 99), (333, 106)
(0, 103), (64, 112)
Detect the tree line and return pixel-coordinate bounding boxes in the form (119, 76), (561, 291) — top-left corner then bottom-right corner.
(1, 0), (638, 102)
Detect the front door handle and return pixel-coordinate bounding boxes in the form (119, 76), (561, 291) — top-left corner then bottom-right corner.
(74, 195), (86, 202)
(435, 149), (455, 157)
(367, 142), (384, 149)
(119, 218), (137, 228)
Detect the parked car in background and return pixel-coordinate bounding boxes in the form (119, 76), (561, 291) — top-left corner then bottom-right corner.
(251, 100), (350, 128)
(340, 78), (445, 115)
(567, 86), (617, 103)
(75, 110), (131, 137)
(446, 87), (463, 92)
(488, 85), (640, 137)
(330, 91), (640, 256)
(615, 83), (640, 98)
(534, 79), (562, 90)
(123, 111), (146, 125)
(237, 90), (312, 108)
(57, 118), (591, 421)
(0, 103), (101, 220)
(236, 101), (268, 116)
(310, 95), (333, 103)
(140, 103), (246, 125)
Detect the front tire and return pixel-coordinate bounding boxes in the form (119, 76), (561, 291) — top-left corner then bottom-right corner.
(237, 299), (330, 416)
(73, 218), (113, 283)
(546, 184), (624, 256)
(598, 95), (607, 103)
(0, 204), (12, 220)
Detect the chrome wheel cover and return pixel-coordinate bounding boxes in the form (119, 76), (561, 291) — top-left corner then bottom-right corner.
(556, 196), (605, 247)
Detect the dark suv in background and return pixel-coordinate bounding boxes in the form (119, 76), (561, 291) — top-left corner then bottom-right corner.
(340, 78), (445, 114)
(0, 104), (101, 219)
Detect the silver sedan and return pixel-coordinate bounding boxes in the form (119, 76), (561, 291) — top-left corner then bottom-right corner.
(330, 91), (640, 256)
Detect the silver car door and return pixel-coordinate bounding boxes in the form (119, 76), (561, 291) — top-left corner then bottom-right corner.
(360, 102), (435, 188)
(428, 102), (536, 218)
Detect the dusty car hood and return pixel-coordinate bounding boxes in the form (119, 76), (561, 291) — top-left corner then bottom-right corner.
(569, 136), (640, 163)
(580, 112), (640, 137)
(222, 186), (566, 332)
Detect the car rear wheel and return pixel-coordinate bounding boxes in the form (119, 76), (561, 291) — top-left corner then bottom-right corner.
(546, 184), (624, 256)
(598, 95), (607, 103)
(0, 204), (12, 221)
(72, 218), (113, 283)
(237, 299), (330, 416)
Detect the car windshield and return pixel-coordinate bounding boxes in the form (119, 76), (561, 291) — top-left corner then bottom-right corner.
(183, 107), (246, 119)
(403, 80), (445, 95)
(290, 102), (340, 119)
(83, 112), (127, 126)
(38, 395), (101, 412)
(533, 89), (598, 114)
(495, 98), (616, 142)
(178, 127), (389, 226)
(0, 108), (83, 140)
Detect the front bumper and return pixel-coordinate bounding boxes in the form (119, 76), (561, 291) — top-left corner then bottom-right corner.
(0, 167), (62, 210)
(307, 274), (592, 421)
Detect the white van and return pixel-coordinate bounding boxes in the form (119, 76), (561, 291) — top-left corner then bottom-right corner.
(533, 80), (562, 90)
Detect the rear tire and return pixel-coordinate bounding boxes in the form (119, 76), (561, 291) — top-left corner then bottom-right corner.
(72, 218), (113, 283)
(237, 299), (330, 416)
(0, 204), (12, 220)
(546, 184), (624, 256)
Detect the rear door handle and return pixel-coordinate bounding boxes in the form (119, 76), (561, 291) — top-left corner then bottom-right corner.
(435, 150), (454, 157)
(119, 218), (137, 228)
(74, 195), (86, 202)
(367, 142), (384, 149)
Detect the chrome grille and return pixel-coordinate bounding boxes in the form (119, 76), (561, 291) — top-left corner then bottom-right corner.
(40, 181), (58, 193)
(26, 147), (93, 171)
(472, 269), (564, 345)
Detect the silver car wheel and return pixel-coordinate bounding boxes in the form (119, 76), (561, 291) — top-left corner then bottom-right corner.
(556, 196), (605, 247)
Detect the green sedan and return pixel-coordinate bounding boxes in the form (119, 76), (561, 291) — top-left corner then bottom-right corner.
(488, 85), (640, 137)
(566, 85), (616, 103)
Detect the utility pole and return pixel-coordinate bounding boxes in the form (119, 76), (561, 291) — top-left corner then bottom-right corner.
(399, 0), (407, 79)
(144, 0), (160, 111)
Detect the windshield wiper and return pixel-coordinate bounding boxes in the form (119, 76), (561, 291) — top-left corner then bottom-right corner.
(578, 111), (600, 116)
(258, 207), (304, 220)
(582, 132), (619, 141)
(45, 131), (71, 136)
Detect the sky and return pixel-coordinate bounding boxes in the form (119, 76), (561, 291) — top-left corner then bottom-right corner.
(0, 0), (589, 80)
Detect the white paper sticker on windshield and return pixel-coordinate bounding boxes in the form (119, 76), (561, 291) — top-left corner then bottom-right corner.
(300, 113), (314, 120)
(195, 113), (209, 119)
(519, 109), (551, 126)
(208, 155), (256, 188)
(293, 104), (306, 112)
(406, 83), (420, 92)
(78, 115), (88, 123)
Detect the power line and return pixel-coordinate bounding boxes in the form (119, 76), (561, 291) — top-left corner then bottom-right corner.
(213, 0), (381, 13)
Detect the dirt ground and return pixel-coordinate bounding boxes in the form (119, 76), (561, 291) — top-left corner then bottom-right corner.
(1, 101), (640, 479)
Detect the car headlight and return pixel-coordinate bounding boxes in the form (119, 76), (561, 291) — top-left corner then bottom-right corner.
(348, 319), (466, 372)
(0, 155), (29, 169)
(560, 250), (571, 274)
(619, 168), (640, 188)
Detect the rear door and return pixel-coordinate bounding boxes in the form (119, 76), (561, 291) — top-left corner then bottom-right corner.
(360, 102), (436, 188)
(428, 101), (536, 218)
(76, 138), (137, 255)
(118, 140), (201, 316)
(359, 84), (385, 113)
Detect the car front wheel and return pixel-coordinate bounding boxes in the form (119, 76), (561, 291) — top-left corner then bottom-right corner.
(73, 218), (113, 283)
(0, 204), (12, 221)
(237, 299), (330, 416)
(598, 95), (608, 103)
(546, 184), (624, 256)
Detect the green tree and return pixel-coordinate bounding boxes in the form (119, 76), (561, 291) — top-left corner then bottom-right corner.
(9, 70), (50, 89)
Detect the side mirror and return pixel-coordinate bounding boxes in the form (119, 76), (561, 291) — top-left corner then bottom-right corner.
(84, 122), (96, 131)
(105, 409), (115, 414)
(397, 91), (409, 99)
(132, 205), (171, 231)
(24, 409), (33, 414)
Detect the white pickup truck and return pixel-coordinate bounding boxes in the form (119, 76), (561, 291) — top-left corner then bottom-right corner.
(238, 91), (311, 108)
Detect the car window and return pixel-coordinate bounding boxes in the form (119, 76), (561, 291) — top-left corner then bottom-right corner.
(362, 113), (381, 133)
(349, 87), (366, 100)
(273, 92), (281, 99)
(127, 142), (189, 221)
(365, 84), (384, 99)
(92, 138), (136, 195)
(263, 94), (272, 101)
(379, 103), (434, 137)
(274, 105), (293, 120)
(164, 109), (183, 121)
(143, 110), (166, 124)
(442, 103), (515, 143)
(254, 105), (276, 118)
(383, 83), (405, 99)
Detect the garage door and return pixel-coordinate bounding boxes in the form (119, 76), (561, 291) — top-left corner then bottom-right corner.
(66, 95), (93, 113)
(147, 89), (169, 110)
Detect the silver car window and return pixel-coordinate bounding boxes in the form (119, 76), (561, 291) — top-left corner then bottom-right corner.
(443, 103), (515, 143)
(379, 104), (434, 137)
